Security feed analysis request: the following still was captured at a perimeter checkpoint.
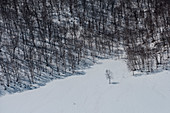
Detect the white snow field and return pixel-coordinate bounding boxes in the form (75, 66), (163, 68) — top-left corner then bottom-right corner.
(0, 59), (170, 113)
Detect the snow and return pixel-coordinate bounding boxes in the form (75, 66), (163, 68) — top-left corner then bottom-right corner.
(0, 59), (170, 113)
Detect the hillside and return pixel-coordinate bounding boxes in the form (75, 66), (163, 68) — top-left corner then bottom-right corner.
(0, 0), (170, 99)
(0, 1), (170, 112)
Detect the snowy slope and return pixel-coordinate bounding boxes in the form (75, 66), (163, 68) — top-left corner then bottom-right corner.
(0, 59), (170, 113)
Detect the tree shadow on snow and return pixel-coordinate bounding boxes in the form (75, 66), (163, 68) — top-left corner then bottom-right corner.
(133, 73), (143, 77)
(111, 82), (119, 84)
(0, 56), (108, 97)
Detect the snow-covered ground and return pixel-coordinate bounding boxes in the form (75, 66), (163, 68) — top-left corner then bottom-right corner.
(0, 59), (170, 113)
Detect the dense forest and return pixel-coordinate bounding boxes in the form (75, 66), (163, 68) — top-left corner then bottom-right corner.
(0, 0), (170, 93)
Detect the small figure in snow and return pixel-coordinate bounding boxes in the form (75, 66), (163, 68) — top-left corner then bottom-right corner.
(105, 69), (113, 84)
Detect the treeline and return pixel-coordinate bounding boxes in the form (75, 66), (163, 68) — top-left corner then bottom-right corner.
(0, 0), (169, 91)
(122, 0), (170, 73)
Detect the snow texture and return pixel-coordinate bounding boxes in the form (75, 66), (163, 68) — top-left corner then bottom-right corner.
(0, 58), (170, 113)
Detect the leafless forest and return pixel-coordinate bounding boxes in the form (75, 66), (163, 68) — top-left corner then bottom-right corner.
(0, 0), (170, 93)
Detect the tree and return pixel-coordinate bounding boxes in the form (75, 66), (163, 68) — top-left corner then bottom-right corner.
(105, 69), (113, 84)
